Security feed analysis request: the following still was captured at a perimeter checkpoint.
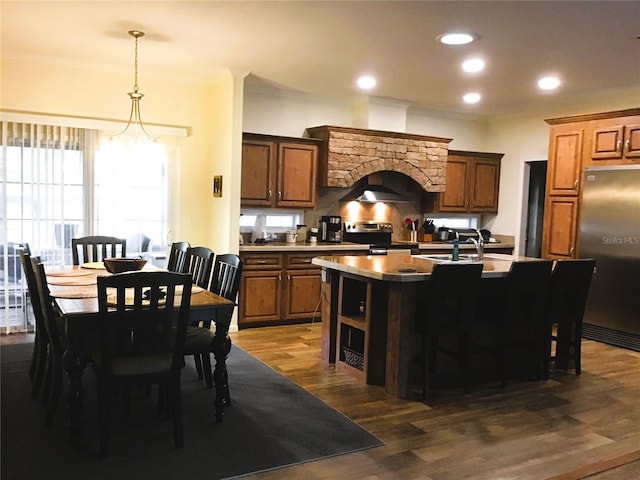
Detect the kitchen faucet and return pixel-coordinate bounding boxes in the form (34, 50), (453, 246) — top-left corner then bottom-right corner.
(467, 230), (484, 260)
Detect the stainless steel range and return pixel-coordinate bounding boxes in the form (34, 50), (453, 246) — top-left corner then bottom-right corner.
(342, 221), (419, 255)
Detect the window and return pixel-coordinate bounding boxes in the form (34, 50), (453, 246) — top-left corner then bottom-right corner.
(240, 210), (303, 233)
(0, 121), (171, 332)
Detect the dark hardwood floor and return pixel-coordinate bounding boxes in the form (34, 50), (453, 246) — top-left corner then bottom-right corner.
(4, 324), (639, 479)
(229, 323), (640, 480)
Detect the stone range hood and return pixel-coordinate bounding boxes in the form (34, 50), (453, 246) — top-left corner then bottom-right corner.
(305, 125), (452, 193)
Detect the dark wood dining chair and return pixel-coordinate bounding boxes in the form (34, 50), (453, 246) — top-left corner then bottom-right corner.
(71, 235), (126, 265)
(182, 246), (214, 289)
(17, 248), (48, 400)
(31, 259), (67, 426)
(94, 270), (193, 458)
(184, 254), (243, 389)
(415, 262), (484, 400)
(544, 259), (596, 379)
(167, 241), (190, 272)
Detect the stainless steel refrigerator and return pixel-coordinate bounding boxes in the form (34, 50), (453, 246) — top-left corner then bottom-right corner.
(578, 165), (640, 351)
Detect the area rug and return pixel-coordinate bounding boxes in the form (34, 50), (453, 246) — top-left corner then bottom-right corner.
(1, 342), (382, 480)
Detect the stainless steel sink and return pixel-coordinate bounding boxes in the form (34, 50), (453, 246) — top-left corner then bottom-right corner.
(415, 254), (481, 262)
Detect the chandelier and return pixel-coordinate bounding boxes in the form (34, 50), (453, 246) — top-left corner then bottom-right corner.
(109, 30), (157, 147)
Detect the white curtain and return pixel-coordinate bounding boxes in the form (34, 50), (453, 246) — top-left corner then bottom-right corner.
(0, 121), (85, 333)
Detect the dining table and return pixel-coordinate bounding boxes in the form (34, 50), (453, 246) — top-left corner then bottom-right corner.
(46, 263), (236, 446)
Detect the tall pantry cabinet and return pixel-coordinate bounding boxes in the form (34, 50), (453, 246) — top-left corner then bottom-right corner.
(542, 108), (640, 259)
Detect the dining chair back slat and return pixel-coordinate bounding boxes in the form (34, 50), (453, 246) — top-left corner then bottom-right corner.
(167, 241), (190, 272)
(71, 236), (126, 265)
(182, 246), (214, 289)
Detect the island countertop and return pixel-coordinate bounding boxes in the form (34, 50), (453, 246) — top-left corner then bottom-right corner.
(312, 253), (535, 282)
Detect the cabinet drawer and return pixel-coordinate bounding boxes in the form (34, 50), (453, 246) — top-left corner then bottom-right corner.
(285, 253), (319, 269)
(241, 254), (283, 270)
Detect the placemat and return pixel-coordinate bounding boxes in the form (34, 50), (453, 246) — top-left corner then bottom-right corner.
(47, 276), (97, 286)
(50, 286), (98, 299)
(106, 292), (167, 307)
(45, 268), (94, 277)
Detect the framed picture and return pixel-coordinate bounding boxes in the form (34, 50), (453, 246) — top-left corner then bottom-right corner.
(213, 175), (223, 197)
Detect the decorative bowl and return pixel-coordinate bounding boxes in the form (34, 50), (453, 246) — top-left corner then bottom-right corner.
(103, 257), (147, 274)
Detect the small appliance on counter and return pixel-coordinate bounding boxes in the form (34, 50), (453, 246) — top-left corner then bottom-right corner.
(319, 215), (342, 242)
(343, 221), (419, 254)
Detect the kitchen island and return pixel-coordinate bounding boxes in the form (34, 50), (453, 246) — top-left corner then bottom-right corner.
(312, 253), (534, 398)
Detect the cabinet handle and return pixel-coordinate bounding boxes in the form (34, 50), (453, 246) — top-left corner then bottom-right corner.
(268, 190), (272, 199)
(624, 140), (630, 154)
(617, 140), (623, 152)
(257, 260), (267, 264)
(574, 179), (579, 189)
(302, 259), (312, 263)
(569, 246), (575, 255)
(287, 275), (291, 281)
(278, 190), (282, 199)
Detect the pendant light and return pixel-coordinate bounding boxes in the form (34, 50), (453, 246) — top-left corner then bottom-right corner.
(111, 30), (155, 145)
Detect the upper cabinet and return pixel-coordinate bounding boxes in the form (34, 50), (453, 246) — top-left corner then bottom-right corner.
(587, 116), (640, 165)
(542, 108), (640, 260)
(427, 150), (503, 214)
(241, 133), (321, 208)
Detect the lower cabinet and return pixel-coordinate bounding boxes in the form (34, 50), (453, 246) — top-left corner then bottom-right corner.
(239, 250), (366, 328)
(238, 252), (322, 328)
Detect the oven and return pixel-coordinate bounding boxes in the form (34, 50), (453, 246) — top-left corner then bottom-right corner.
(343, 221), (419, 255)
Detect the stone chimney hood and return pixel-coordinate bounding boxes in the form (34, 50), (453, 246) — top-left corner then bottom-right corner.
(305, 125), (452, 192)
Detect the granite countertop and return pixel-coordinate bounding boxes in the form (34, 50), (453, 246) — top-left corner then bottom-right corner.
(312, 253), (536, 282)
(239, 238), (515, 253)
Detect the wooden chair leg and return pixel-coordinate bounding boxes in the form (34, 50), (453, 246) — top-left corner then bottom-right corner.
(44, 356), (62, 426)
(172, 371), (184, 449)
(193, 354), (204, 380)
(202, 354), (214, 389)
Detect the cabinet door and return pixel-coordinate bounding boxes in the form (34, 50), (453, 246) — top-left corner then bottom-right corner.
(587, 117), (640, 165)
(591, 123), (625, 160)
(547, 126), (583, 196)
(238, 270), (282, 327)
(277, 142), (318, 208)
(438, 156), (469, 212)
(283, 269), (321, 320)
(469, 158), (500, 212)
(542, 196), (578, 259)
(624, 124), (640, 160)
(241, 139), (276, 206)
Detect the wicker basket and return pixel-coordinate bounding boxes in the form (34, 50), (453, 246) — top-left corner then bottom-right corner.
(342, 347), (364, 371)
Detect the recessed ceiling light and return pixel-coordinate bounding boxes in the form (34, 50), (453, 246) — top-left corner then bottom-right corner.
(356, 75), (377, 90)
(463, 92), (481, 104)
(538, 76), (561, 91)
(437, 32), (479, 45)
(462, 58), (485, 73)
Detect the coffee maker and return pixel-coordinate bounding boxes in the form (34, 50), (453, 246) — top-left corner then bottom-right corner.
(319, 215), (342, 242)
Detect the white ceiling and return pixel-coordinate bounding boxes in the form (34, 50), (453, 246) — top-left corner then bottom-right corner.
(2, 1), (639, 117)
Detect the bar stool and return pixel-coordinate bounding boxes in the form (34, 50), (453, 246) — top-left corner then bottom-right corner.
(415, 262), (484, 400)
(544, 259), (596, 379)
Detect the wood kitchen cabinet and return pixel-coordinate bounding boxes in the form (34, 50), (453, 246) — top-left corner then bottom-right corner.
(427, 150), (503, 214)
(238, 252), (322, 328)
(241, 133), (320, 208)
(239, 249), (367, 328)
(542, 109), (640, 259)
(587, 116), (640, 165)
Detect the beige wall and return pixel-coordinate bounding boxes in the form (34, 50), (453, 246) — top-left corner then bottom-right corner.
(1, 57), (242, 256)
